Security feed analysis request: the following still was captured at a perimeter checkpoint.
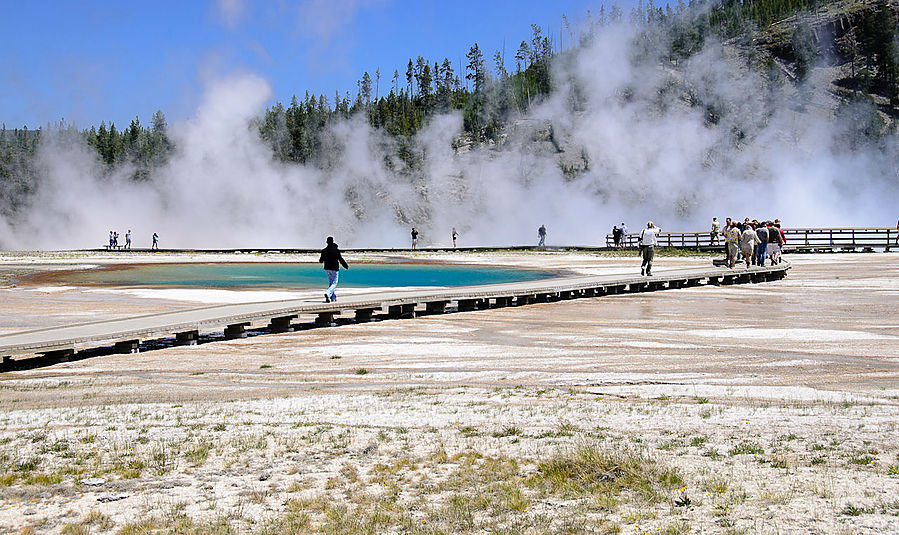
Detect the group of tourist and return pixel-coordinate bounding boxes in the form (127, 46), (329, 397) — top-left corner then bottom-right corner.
(107, 230), (132, 250)
(408, 227), (460, 249)
(106, 230), (158, 250)
(611, 222), (630, 248)
(720, 217), (786, 269)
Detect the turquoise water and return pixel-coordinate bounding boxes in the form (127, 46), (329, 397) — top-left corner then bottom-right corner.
(65, 263), (556, 288)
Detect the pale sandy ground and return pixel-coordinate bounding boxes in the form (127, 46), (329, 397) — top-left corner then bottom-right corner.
(0, 251), (897, 534)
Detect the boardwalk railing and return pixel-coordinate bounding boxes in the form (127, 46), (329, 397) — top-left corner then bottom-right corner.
(1, 262), (790, 370)
(606, 227), (898, 251)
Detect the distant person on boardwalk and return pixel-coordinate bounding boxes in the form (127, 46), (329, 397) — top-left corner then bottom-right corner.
(125, 229), (132, 250)
(620, 222), (628, 246)
(740, 223), (760, 268)
(711, 217), (720, 245)
(612, 225), (622, 248)
(411, 227), (419, 249)
(639, 221), (660, 276)
(113, 231), (119, 248)
(452, 228), (458, 248)
(537, 224), (546, 247)
(151, 232), (158, 250)
(319, 236), (349, 303)
(108, 231), (114, 249)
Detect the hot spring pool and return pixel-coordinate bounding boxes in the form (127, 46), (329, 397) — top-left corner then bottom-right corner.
(51, 262), (558, 289)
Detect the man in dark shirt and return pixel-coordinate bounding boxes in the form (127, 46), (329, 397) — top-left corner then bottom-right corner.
(411, 227), (419, 249)
(319, 236), (349, 302)
(755, 224), (769, 266)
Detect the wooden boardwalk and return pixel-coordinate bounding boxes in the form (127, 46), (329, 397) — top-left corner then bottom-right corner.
(0, 262), (790, 369)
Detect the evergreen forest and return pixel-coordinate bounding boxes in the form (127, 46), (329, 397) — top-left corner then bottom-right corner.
(2, 0), (898, 223)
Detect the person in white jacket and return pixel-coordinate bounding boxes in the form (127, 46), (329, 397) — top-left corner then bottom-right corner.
(740, 224), (761, 268)
(639, 221), (660, 276)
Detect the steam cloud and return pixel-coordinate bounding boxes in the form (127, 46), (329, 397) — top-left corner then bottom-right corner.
(2, 23), (897, 250)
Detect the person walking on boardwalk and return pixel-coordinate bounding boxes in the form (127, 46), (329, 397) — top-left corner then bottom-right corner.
(740, 223), (760, 268)
(639, 221), (660, 276)
(411, 227), (419, 250)
(125, 229), (132, 250)
(725, 221), (741, 268)
(151, 232), (158, 250)
(755, 222), (769, 266)
(319, 236), (349, 303)
(771, 220), (785, 264)
(711, 217), (720, 245)
(452, 228), (458, 248)
(537, 224), (546, 247)
(612, 225), (622, 248)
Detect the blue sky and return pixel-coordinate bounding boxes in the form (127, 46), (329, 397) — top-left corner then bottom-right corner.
(0, 0), (624, 130)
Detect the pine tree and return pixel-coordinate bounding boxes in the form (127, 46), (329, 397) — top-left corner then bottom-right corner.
(466, 43), (487, 92)
(494, 50), (508, 79)
(360, 71), (373, 104)
(515, 41), (530, 73)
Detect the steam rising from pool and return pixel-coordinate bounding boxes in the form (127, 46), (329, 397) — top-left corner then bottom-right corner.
(2, 22), (897, 250)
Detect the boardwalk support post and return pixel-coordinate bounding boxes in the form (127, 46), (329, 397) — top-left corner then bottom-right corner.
(388, 304), (416, 319)
(628, 282), (647, 293)
(316, 312), (338, 326)
(224, 323), (250, 339)
(515, 294), (534, 306)
(354, 308), (379, 322)
(425, 301), (448, 314)
(269, 316), (297, 333)
(175, 330), (199, 346)
(114, 340), (140, 354)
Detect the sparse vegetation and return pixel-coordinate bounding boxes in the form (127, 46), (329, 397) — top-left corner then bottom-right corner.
(0, 362), (896, 533)
(729, 442), (764, 456)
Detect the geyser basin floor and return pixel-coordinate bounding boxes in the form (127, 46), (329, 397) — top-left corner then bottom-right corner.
(1, 251), (897, 534)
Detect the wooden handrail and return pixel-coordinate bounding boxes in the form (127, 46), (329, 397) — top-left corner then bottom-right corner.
(605, 227), (897, 249)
